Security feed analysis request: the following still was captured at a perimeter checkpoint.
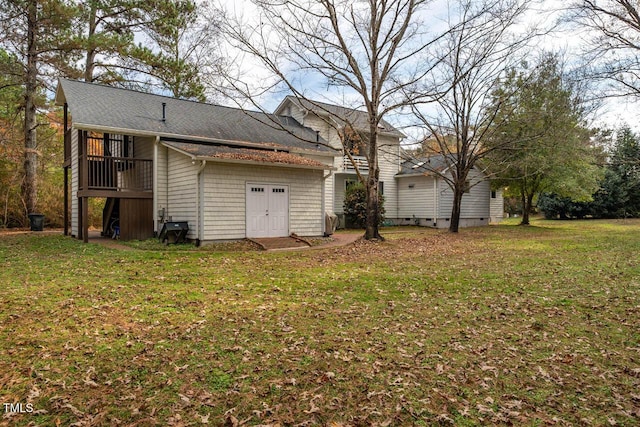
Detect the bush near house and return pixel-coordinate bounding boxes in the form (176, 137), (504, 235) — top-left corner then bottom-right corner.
(343, 181), (385, 228)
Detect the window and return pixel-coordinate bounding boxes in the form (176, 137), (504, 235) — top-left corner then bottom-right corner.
(491, 190), (497, 199)
(379, 181), (384, 195)
(463, 180), (471, 193)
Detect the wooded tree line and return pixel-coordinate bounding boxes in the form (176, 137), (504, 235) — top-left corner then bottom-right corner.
(0, 0), (222, 227)
(1, 0), (639, 235)
(538, 126), (640, 219)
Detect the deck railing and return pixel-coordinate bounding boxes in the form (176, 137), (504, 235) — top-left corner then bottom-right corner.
(343, 155), (369, 172)
(79, 155), (153, 192)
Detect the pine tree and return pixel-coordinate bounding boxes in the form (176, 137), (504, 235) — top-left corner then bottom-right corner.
(0, 0), (77, 217)
(486, 54), (602, 224)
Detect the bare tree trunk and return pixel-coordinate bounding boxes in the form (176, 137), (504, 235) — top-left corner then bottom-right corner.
(23, 0), (38, 216)
(84, 5), (97, 82)
(364, 125), (382, 240)
(521, 191), (534, 225)
(449, 185), (464, 232)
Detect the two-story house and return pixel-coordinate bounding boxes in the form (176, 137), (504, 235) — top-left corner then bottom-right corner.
(273, 96), (405, 227)
(57, 80), (501, 242)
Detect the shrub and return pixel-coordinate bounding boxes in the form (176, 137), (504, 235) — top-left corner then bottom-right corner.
(343, 182), (385, 228)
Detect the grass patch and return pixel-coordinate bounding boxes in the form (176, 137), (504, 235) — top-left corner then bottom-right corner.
(1, 219), (639, 425)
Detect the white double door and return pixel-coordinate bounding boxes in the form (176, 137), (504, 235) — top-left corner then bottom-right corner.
(246, 183), (289, 238)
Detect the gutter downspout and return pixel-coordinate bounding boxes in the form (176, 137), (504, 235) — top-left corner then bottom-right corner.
(321, 170), (333, 236)
(196, 160), (207, 246)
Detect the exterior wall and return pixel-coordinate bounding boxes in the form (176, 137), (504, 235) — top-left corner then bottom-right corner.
(166, 149), (198, 239)
(285, 104), (306, 125)
(302, 113), (342, 218)
(300, 111), (403, 222)
(71, 128), (78, 237)
(134, 136), (154, 159)
(303, 113), (339, 149)
(201, 162), (324, 241)
(300, 152), (337, 217)
(436, 170), (490, 228)
(155, 144), (168, 232)
(378, 134), (401, 219)
(396, 168), (494, 228)
(118, 136), (154, 191)
(437, 169), (490, 220)
(397, 175), (437, 221)
(490, 188), (504, 223)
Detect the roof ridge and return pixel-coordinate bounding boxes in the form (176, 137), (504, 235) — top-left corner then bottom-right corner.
(59, 78), (268, 115)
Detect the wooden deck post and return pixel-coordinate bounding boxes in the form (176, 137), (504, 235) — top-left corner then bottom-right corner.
(78, 197), (83, 241)
(82, 196), (89, 243)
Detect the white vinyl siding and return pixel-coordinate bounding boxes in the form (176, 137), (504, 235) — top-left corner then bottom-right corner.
(330, 139), (401, 218)
(292, 105), (403, 221)
(302, 114), (338, 149)
(155, 144), (168, 232)
(490, 189), (504, 223)
(71, 128), (78, 237)
(202, 163), (324, 240)
(438, 169), (490, 219)
(333, 175), (348, 214)
(397, 176), (437, 219)
(378, 134), (400, 219)
(167, 150), (198, 239)
(300, 152), (336, 215)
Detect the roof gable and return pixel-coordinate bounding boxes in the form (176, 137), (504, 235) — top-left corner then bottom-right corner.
(56, 79), (334, 153)
(275, 95), (405, 138)
(398, 155), (489, 177)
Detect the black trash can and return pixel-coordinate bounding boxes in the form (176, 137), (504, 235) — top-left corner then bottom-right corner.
(28, 213), (44, 231)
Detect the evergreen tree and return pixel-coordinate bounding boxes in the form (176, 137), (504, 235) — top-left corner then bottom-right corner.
(592, 126), (640, 218)
(486, 53), (602, 224)
(0, 0), (77, 216)
(75, 0), (221, 101)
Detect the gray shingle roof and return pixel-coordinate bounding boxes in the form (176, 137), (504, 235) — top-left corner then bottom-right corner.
(55, 79), (334, 153)
(397, 155), (451, 176)
(280, 95), (405, 138)
(162, 141), (329, 169)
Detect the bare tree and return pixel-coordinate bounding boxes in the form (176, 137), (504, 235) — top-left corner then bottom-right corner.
(220, 0), (449, 240)
(407, 0), (540, 232)
(569, 0), (640, 98)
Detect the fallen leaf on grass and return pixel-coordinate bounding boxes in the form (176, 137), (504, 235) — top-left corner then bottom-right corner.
(61, 403), (84, 417)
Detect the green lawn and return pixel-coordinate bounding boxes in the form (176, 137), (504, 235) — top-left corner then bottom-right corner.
(1, 219), (639, 426)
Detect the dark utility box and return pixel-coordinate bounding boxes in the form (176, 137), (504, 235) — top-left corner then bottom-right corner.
(158, 221), (189, 244)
